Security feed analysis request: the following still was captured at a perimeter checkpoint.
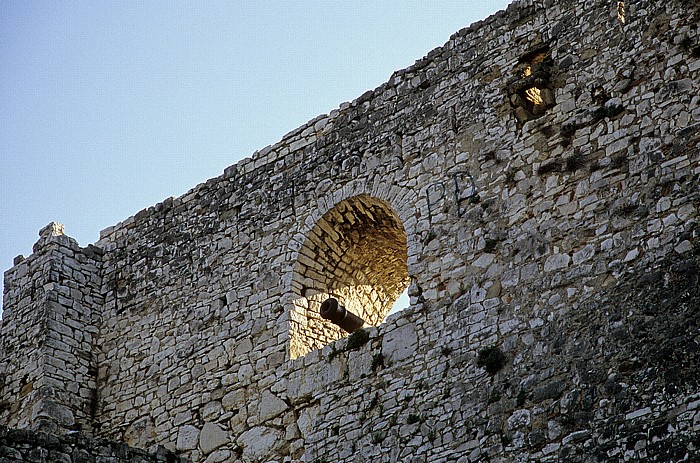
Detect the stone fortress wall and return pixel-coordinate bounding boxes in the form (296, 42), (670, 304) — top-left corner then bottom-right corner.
(2, 0), (700, 461)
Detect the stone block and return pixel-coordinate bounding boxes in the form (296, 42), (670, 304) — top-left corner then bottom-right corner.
(199, 423), (228, 455)
(544, 254), (570, 272)
(236, 426), (283, 460)
(382, 324), (418, 364)
(257, 391), (288, 422)
(176, 425), (200, 451)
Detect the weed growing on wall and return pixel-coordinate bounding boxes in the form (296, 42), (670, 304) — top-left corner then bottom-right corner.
(346, 328), (370, 351)
(477, 346), (507, 375)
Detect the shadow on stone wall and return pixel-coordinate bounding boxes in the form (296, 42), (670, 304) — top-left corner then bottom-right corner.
(0, 425), (189, 463)
(511, 240), (700, 462)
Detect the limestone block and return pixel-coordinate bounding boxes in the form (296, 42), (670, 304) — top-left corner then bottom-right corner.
(543, 253), (570, 272)
(572, 245), (595, 265)
(204, 449), (231, 463)
(31, 401), (75, 428)
(201, 401), (223, 422)
(234, 338), (253, 357)
(473, 253), (495, 268)
(123, 416), (155, 448)
(222, 389), (245, 411)
(507, 409), (531, 430)
(382, 324), (418, 364)
(258, 390), (288, 422)
(221, 373), (237, 386)
(675, 240), (693, 254)
(562, 430), (591, 445)
(236, 426), (283, 460)
(286, 372), (313, 404)
(348, 349), (372, 381)
(199, 422), (229, 454)
(296, 404), (320, 439)
(623, 248), (639, 262)
(237, 364), (254, 384)
(176, 425), (200, 451)
(173, 411), (192, 426)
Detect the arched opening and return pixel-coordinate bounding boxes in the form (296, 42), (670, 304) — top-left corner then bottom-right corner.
(289, 194), (409, 359)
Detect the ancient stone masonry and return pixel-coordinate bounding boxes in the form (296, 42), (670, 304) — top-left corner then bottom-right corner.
(1, 0), (700, 461)
(0, 425), (186, 463)
(0, 223), (102, 436)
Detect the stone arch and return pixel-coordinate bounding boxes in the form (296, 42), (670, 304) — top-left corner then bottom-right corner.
(288, 191), (413, 359)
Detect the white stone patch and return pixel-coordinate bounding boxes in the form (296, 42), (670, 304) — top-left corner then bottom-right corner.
(573, 245), (595, 265)
(544, 253), (570, 272)
(473, 253), (495, 268)
(625, 407), (651, 421)
(237, 426), (283, 460)
(176, 425), (200, 451)
(381, 324), (418, 364)
(507, 409), (531, 430)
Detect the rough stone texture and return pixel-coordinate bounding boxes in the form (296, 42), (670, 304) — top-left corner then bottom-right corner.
(381, 323), (418, 363)
(236, 426), (283, 461)
(198, 423), (228, 455)
(2, 0), (700, 462)
(0, 425), (187, 463)
(176, 425), (199, 452)
(0, 223), (102, 435)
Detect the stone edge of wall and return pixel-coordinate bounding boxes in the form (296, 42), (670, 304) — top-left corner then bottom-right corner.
(94, 1), (519, 246)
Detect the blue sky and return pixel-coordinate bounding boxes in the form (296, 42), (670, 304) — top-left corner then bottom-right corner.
(0, 1), (512, 311)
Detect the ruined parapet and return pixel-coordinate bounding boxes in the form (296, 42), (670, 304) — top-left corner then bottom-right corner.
(0, 223), (103, 434)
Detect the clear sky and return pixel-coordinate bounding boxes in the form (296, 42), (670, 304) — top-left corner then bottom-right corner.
(0, 1), (512, 312)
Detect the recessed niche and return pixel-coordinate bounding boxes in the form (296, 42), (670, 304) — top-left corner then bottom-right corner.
(289, 194), (410, 359)
(508, 46), (556, 123)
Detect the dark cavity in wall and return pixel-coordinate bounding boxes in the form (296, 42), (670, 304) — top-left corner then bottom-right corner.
(508, 45), (557, 123)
